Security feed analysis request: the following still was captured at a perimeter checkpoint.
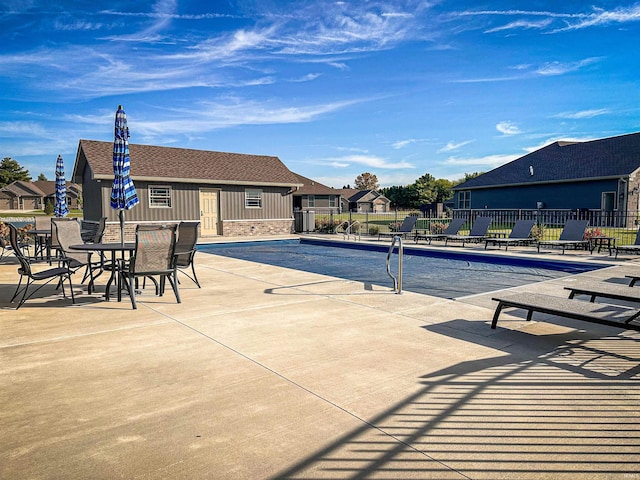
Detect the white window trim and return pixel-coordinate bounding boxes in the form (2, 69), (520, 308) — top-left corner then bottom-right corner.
(245, 188), (263, 209)
(149, 185), (172, 208)
(308, 195), (315, 207)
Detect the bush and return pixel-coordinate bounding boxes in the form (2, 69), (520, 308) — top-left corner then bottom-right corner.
(43, 201), (54, 216)
(531, 224), (545, 240)
(429, 222), (448, 234)
(369, 226), (379, 235)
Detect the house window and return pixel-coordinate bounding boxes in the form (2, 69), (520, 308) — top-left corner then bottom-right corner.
(149, 186), (172, 208)
(245, 189), (262, 208)
(458, 191), (470, 209)
(308, 195), (315, 207)
(329, 196), (336, 208)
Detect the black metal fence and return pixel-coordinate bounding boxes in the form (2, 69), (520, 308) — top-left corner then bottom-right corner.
(305, 208), (640, 245)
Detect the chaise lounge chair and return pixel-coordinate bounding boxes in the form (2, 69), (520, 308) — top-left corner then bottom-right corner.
(484, 219), (536, 251)
(564, 280), (640, 304)
(445, 216), (492, 247)
(378, 215), (418, 241)
(536, 219), (590, 254)
(491, 292), (640, 331)
(614, 229), (640, 259)
(414, 218), (465, 245)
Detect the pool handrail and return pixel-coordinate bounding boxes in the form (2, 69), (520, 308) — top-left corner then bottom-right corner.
(386, 235), (404, 294)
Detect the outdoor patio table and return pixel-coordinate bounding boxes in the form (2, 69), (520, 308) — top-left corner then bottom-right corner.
(70, 243), (135, 301)
(26, 229), (52, 261)
(589, 236), (616, 255)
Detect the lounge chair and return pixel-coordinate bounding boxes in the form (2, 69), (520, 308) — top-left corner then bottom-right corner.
(537, 219), (590, 254)
(614, 229), (640, 259)
(484, 219), (536, 250)
(414, 218), (465, 245)
(445, 216), (492, 246)
(7, 224), (75, 309)
(491, 292), (640, 331)
(564, 280), (640, 303)
(378, 216), (418, 241)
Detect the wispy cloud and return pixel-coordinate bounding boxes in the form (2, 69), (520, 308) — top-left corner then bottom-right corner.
(552, 108), (610, 119)
(392, 139), (417, 149)
(536, 57), (602, 75)
(454, 5), (640, 33)
(318, 154), (414, 169)
(444, 153), (520, 167)
(438, 139), (474, 152)
(496, 121), (521, 135)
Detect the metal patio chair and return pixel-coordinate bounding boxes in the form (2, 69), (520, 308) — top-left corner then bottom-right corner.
(8, 224), (75, 309)
(52, 218), (102, 294)
(175, 221), (201, 288)
(120, 224), (181, 309)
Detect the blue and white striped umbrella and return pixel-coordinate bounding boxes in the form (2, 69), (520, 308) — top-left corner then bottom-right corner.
(53, 154), (69, 217)
(110, 105), (139, 242)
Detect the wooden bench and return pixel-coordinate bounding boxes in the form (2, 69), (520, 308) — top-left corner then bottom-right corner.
(491, 292), (640, 331)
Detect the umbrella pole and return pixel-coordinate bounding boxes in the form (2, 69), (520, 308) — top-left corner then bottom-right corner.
(120, 210), (125, 245)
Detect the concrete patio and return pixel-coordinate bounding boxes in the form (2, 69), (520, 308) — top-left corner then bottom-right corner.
(1, 237), (639, 479)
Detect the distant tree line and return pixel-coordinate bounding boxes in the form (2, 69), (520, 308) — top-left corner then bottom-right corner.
(349, 171), (483, 210)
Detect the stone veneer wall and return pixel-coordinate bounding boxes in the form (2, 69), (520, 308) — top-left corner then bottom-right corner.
(222, 219), (294, 237)
(101, 219), (294, 241)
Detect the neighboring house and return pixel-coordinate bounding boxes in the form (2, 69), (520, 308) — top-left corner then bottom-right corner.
(72, 140), (302, 238)
(0, 180), (80, 210)
(342, 189), (391, 213)
(453, 132), (640, 214)
(292, 173), (342, 213)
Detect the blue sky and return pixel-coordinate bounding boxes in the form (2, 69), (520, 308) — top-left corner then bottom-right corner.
(1, 1), (639, 188)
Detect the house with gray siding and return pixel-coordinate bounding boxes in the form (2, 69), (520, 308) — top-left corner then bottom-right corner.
(292, 173), (342, 213)
(0, 180), (81, 211)
(72, 140), (302, 238)
(453, 132), (640, 215)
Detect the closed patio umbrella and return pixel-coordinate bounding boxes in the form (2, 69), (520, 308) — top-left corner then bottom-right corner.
(53, 154), (69, 217)
(110, 105), (139, 244)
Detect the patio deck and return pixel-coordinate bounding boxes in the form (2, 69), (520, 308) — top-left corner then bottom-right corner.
(1, 236), (639, 479)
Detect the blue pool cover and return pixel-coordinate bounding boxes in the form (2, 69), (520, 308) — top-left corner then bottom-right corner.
(200, 239), (604, 299)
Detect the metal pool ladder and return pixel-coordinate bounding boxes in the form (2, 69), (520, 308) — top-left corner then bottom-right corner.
(343, 221), (361, 241)
(386, 235), (404, 294)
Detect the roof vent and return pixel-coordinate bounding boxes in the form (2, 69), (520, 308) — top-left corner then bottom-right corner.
(529, 165), (534, 176)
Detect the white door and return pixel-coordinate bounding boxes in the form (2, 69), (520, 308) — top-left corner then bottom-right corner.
(199, 189), (219, 236)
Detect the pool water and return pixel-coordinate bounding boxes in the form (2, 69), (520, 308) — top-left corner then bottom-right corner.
(200, 239), (603, 299)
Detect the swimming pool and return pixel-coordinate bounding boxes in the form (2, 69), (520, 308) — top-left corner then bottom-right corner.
(200, 239), (605, 299)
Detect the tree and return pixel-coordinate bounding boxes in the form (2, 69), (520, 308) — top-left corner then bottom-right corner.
(0, 157), (31, 187)
(37, 173), (48, 181)
(354, 172), (379, 190)
(455, 171), (484, 185)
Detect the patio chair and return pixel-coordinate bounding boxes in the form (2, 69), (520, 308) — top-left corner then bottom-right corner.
(7, 224), (75, 309)
(491, 292), (640, 332)
(175, 221), (201, 288)
(120, 224), (181, 309)
(537, 219), (590, 254)
(614, 229), (640, 259)
(1, 228), (29, 262)
(414, 218), (466, 245)
(484, 219), (536, 250)
(445, 217), (492, 246)
(80, 217), (107, 243)
(53, 218), (101, 294)
(378, 216), (418, 241)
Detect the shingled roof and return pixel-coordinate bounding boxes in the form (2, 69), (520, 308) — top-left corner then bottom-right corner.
(455, 132), (640, 190)
(292, 172), (338, 195)
(74, 140), (302, 187)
